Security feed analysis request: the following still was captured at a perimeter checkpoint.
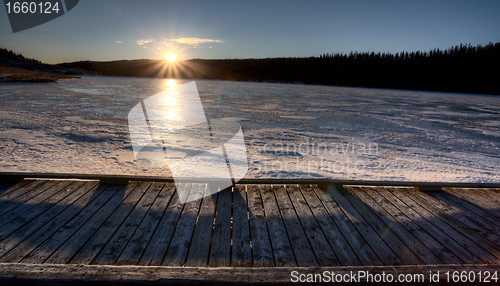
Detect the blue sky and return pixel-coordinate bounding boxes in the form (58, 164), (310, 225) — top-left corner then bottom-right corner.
(1, 0), (500, 63)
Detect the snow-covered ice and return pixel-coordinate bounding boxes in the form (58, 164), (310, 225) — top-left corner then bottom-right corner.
(0, 76), (499, 182)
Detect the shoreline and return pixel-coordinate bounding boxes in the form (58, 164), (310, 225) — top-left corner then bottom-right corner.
(77, 74), (500, 98)
(0, 65), (76, 83)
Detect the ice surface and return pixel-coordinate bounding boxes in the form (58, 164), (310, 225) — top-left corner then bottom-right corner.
(0, 76), (499, 182)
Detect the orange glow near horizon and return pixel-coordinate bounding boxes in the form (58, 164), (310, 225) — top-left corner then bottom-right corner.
(146, 48), (198, 81)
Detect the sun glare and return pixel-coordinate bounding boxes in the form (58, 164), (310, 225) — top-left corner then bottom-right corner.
(166, 79), (176, 87)
(166, 53), (176, 61)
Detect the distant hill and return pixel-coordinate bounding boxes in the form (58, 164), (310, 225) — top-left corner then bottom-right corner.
(0, 48), (88, 76)
(62, 42), (500, 95)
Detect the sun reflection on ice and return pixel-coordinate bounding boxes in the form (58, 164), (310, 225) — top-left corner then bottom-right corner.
(161, 89), (177, 120)
(166, 79), (176, 87)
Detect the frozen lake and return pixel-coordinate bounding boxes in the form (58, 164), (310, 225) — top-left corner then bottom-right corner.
(1, 76), (499, 182)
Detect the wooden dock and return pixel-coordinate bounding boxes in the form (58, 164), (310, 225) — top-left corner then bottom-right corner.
(0, 178), (499, 284)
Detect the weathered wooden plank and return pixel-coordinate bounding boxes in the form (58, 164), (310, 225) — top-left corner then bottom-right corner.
(342, 186), (423, 265)
(354, 187), (443, 265)
(326, 185), (402, 265)
(382, 187), (486, 264)
(3, 263), (500, 284)
(464, 188), (500, 218)
(259, 185), (297, 267)
(0, 181), (87, 241)
(467, 188), (500, 211)
(162, 183), (204, 266)
(1, 263), (500, 284)
(366, 187), (462, 264)
(312, 185), (382, 266)
(444, 188), (500, 220)
(0, 183), (15, 194)
(116, 183), (175, 265)
(436, 189), (500, 226)
(0, 181), (74, 227)
(0, 180), (46, 202)
(139, 185), (185, 266)
(299, 184), (361, 266)
(209, 188), (232, 267)
(419, 190), (500, 244)
(0, 181), (98, 260)
(0, 183), (112, 263)
(466, 188), (500, 207)
(20, 184), (128, 264)
(0, 180), (41, 201)
(231, 185), (252, 267)
(178, 182), (204, 204)
(185, 192), (217, 267)
(91, 182), (157, 265)
(483, 188), (500, 201)
(273, 185), (319, 267)
(471, 188), (500, 201)
(45, 182), (141, 264)
(0, 180), (56, 217)
(5, 172), (500, 189)
(286, 185), (339, 266)
(431, 191), (500, 229)
(246, 184), (274, 267)
(402, 188), (500, 261)
(69, 182), (150, 265)
(7, 179), (500, 269)
(0, 180), (32, 196)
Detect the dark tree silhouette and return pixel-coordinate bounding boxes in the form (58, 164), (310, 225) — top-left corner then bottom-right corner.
(60, 42), (500, 95)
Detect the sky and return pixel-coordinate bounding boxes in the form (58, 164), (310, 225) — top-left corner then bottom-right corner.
(1, 0), (500, 64)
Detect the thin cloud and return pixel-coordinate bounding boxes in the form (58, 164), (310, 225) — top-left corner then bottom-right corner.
(172, 38), (221, 46)
(136, 39), (155, 46)
(116, 41), (123, 44)
(135, 37), (221, 49)
(158, 40), (174, 47)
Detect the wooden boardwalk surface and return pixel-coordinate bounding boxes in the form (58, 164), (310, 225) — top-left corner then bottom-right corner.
(0, 178), (499, 284)
(0, 179), (499, 269)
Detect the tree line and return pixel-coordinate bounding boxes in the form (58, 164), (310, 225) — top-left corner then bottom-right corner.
(0, 48), (42, 64)
(60, 42), (500, 95)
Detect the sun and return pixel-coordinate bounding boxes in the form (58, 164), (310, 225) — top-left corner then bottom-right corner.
(166, 53), (176, 62)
